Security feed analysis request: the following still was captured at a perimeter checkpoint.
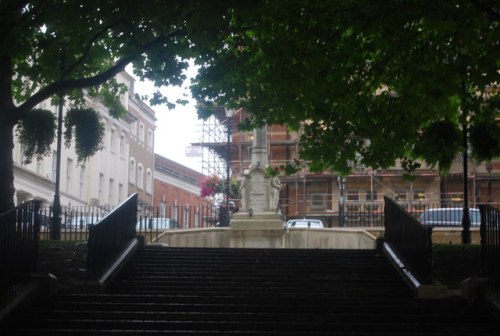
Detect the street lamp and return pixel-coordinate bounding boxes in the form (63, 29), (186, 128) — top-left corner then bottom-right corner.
(338, 176), (345, 227)
(224, 108), (233, 225)
(51, 90), (64, 240)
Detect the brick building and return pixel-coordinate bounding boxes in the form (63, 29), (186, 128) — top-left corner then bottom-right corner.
(201, 108), (500, 227)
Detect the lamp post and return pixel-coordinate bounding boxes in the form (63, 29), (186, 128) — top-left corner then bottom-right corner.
(224, 108), (233, 226)
(338, 176), (345, 227)
(50, 90), (64, 240)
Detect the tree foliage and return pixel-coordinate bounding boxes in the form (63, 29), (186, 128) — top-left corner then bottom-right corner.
(0, 0), (248, 212)
(191, 0), (500, 175)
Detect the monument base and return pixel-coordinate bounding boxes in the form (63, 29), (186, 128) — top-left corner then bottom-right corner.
(230, 212), (284, 230)
(229, 212), (284, 248)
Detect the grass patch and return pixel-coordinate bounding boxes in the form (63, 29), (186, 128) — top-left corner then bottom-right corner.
(432, 243), (482, 288)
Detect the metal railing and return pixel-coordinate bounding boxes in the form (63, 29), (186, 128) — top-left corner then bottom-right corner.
(480, 204), (500, 300)
(0, 201), (41, 311)
(87, 194), (137, 280)
(384, 197), (433, 285)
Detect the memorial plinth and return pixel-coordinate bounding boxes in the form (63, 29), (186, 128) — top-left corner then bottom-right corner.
(230, 126), (284, 248)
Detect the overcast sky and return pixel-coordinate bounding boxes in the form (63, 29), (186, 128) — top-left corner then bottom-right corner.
(127, 64), (203, 173)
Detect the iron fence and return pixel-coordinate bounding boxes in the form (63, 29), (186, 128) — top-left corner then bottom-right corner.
(384, 197), (433, 285)
(480, 204), (500, 300)
(0, 201), (41, 311)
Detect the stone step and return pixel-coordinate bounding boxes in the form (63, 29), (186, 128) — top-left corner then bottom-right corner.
(2, 246), (499, 335)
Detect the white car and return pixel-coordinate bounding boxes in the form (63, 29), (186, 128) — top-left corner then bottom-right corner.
(285, 218), (324, 229)
(419, 208), (481, 227)
(64, 215), (101, 229)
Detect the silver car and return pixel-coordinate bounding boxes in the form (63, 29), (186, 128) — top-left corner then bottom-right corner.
(419, 208), (481, 227)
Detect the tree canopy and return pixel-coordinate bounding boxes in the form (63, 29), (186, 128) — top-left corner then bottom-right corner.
(0, 0), (246, 212)
(191, 0), (499, 176)
(1, 0), (498, 214)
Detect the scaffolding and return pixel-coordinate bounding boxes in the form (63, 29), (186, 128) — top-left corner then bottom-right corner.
(199, 109), (230, 179)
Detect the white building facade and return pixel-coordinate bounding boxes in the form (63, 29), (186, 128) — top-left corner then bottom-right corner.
(12, 71), (152, 209)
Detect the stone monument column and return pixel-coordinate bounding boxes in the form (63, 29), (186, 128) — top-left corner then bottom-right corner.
(231, 125), (284, 248)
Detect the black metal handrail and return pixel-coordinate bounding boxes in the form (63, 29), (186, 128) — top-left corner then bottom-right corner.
(0, 201), (41, 310)
(87, 194), (137, 280)
(384, 196), (433, 285)
(480, 204), (500, 300)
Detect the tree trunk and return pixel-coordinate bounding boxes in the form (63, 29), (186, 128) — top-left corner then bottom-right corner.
(0, 122), (15, 213)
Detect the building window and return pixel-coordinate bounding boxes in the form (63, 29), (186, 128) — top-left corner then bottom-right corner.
(118, 183), (123, 203)
(146, 168), (152, 194)
(346, 190), (360, 211)
(110, 127), (116, 153)
(109, 178), (114, 205)
(310, 193), (326, 210)
(137, 163), (144, 190)
(66, 158), (73, 193)
(395, 189), (407, 202)
(119, 134), (125, 157)
(147, 129), (153, 148)
(139, 123), (145, 142)
(19, 146), (27, 165)
(98, 173), (104, 203)
(79, 166), (86, 199)
(347, 190), (359, 202)
(129, 158), (136, 185)
(413, 189), (426, 201)
(36, 157), (43, 175)
(131, 121), (137, 136)
(365, 190), (378, 202)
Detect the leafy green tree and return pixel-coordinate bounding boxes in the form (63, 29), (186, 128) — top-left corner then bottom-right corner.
(192, 0), (499, 176)
(0, 0), (244, 213)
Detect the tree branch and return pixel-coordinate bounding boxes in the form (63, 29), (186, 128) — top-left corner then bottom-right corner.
(62, 20), (124, 78)
(17, 27), (185, 118)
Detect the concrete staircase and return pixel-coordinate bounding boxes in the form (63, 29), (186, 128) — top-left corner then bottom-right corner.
(2, 246), (499, 335)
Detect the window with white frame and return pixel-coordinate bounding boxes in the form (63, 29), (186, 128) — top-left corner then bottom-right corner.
(79, 166), (86, 199)
(19, 145), (26, 165)
(146, 168), (152, 194)
(137, 163), (144, 190)
(36, 157), (43, 175)
(139, 123), (145, 142)
(109, 178), (114, 205)
(129, 158), (136, 184)
(118, 183), (123, 203)
(110, 127), (116, 153)
(119, 134), (125, 157)
(147, 129), (153, 148)
(66, 158), (73, 193)
(98, 173), (104, 203)
(131, 121), (137, 136)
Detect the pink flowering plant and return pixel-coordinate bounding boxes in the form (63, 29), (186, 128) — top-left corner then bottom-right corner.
(200, 175), (223, 197)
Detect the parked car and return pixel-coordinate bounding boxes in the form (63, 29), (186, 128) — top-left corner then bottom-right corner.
(419, 208), (481, 227)
(136, 217), (177, 230)
(64, 215), (101, 229)
(285, 218), (324, 229)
